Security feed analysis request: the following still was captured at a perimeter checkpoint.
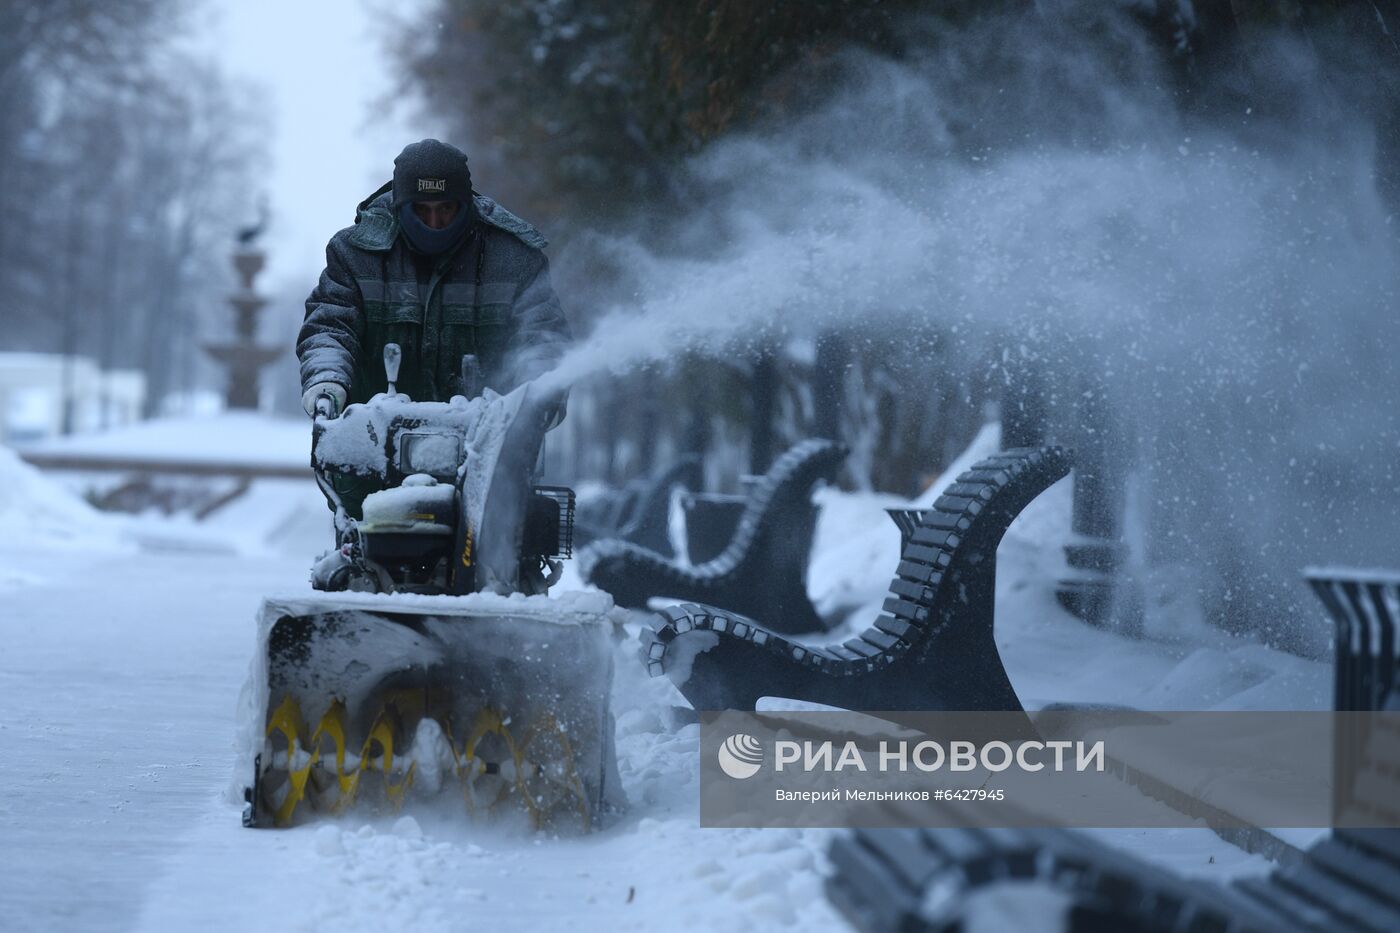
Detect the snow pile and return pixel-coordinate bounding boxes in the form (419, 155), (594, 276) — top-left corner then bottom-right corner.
(294, 818), (486, 929)
(0, 444), (125, 550)
(9, 412), (326, 558)
(313, 401), (395, 475)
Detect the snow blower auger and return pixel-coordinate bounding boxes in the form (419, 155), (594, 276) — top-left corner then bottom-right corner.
(242, 345), (622, 831)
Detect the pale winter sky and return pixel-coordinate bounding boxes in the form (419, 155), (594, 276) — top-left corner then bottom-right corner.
(194, 0), (438, 293)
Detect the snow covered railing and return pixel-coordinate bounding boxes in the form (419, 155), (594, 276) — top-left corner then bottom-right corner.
(640, 446), (1072, 711)
(18, 450), (311, 480)
(580, 439), (846, 636)
(15, 412), (315, 481)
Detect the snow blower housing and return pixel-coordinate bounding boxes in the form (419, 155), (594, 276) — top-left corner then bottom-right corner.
(243, 347), (620, 831)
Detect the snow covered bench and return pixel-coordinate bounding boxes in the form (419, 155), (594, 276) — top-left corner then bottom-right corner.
(579, 439), (846, 636)
(1306, 568), (1400, 833)
(640, 446), (1072, 711)
(824, 568), (1400, 933)
(826, 730), (1400, 933)
(827, 825), (1286, 932)
(829, 822), (1396, 932)
(829, 823), (1400, 932)
(677, 490), (749, 564)
(1305, 568), (1400, 714)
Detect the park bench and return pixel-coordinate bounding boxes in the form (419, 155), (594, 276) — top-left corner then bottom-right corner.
(573, 455), (702, 557)
(638, 445), (1073, 710)
(581, 439), (846, 635)
(825, 567), (1400, 932)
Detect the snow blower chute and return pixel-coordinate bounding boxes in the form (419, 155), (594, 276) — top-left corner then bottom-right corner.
(242, 346), (621, 830)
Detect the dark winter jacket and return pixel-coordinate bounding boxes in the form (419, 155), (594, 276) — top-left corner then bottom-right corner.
(297, 189), (571, 406)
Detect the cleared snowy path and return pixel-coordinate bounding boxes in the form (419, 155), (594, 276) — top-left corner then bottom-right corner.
(1, 545), (309, 931)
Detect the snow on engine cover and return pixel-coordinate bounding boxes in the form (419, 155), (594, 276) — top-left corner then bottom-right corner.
(239, 590), (624, 831)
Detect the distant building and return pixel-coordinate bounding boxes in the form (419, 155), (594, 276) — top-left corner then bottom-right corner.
(0, 353), (146, 444)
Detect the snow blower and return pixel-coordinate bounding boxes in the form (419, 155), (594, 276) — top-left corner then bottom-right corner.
(241, 345), (622, 831)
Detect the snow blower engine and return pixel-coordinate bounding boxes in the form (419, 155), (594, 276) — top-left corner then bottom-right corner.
(242, 345), (621, 831)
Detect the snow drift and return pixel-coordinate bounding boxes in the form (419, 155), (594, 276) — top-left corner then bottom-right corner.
(0, 445), (124, 549)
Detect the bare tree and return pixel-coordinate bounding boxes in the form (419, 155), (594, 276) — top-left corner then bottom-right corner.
(0, 1), (268, 421)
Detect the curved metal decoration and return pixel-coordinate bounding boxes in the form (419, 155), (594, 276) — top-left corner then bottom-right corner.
(641, 446), (1073, 711)
(581, 439), (847, 635)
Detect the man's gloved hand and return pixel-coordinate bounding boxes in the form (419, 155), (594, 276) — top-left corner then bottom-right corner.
(301, 381), (348, 419)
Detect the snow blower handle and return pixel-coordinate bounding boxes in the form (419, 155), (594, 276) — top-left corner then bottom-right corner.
(384, 343), (402, 397)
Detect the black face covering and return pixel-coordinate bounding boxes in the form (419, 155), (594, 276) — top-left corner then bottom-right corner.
(399, 200), (474, 256)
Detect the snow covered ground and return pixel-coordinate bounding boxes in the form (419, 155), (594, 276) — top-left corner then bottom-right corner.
(0, 428), (1331, 932)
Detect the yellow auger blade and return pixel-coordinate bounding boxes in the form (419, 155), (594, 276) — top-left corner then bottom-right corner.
(260, 699), (584, 828)
(361, 707), (416, 810)
(517, 712), (590, 828)
(310, 700), (360, 812)
(458, 708), (528, 818)
(265, 695), (315, 827)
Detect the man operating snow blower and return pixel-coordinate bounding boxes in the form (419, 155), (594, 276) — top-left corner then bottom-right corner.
(296, 138), (571, 524)
(240, 140), (620, 831)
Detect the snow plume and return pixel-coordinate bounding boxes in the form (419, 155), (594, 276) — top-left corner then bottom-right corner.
(546, 5), (1395, 384)
(542, 4), (1400, 651)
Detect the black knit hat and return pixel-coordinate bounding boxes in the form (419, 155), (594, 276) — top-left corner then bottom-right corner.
(392, 139), (473, 207)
